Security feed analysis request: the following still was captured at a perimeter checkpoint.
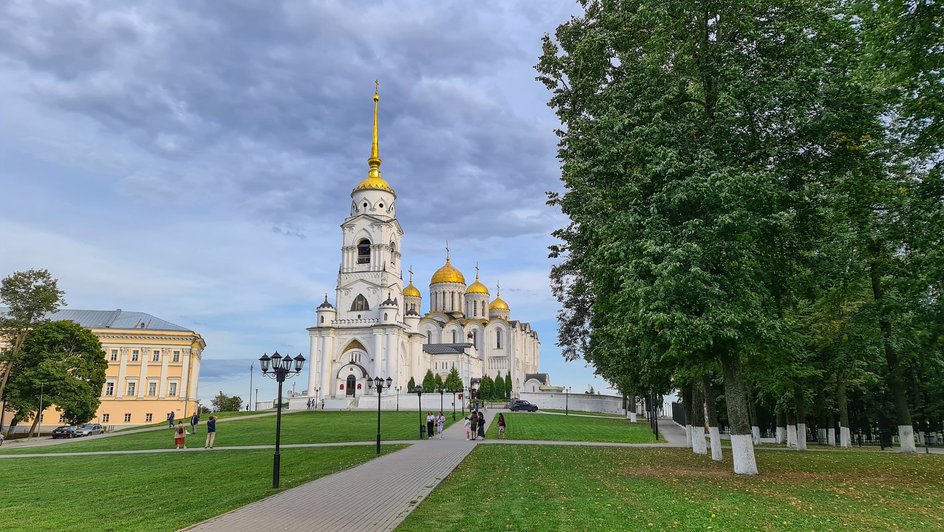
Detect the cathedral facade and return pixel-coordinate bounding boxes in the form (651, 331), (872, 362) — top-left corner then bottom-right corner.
(305, 89), (540, 405)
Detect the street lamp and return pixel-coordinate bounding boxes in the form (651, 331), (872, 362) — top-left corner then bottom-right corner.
(259, 351), (305, 489)
(436, 386), (445, 415)
(396, 386), (401, 412)
(565, 386), (571, 416)
(414, 385), (424, 439)
(449, 387), (458, 420)
(314, 387), (320, 411)
(366, 375), (393, 455)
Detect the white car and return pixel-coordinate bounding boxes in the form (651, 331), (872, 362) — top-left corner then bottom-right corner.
(74, 423), (105, 437)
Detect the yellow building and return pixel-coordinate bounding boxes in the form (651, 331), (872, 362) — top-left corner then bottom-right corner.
(4, 309), (204, 432)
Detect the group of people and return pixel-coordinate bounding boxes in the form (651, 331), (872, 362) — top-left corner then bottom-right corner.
(170, 412), (217, 449)
(463, 412), (506, 440)
(305, 398), (325, 410)
(426, 411), (446, 439)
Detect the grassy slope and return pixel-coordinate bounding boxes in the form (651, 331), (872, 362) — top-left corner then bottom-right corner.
(486, 412), (660, 443)
(2, 445), (404, 531)
(1, 411), (452, 454)
(398, 445), (944, 531)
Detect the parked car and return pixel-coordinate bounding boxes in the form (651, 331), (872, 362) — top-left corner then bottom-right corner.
(509, 399), (539, 412)
(74, 423), (104, 437)
(51, 425), (77, 439)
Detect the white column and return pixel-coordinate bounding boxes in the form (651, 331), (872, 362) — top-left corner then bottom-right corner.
(373, 331), (384, 381)
(137, 347), (149, 398)
(116, 348), (128, 399)
(385, 333), (394, 384)
(159, 348), (170, 399)
(320, 335), (332, 397)
(307, 332), (319, 396)
(180, 349), (191, 403)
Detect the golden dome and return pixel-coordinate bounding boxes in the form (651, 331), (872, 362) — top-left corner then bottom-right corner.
(489, 296), (509, 311)
(353, 175), (395, 195)
(465, 271), (489, 295)
(431, 258), (466, 285)
(403, 283), (421, 298)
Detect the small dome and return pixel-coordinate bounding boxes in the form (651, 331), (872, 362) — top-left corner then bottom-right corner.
(405, 308), (420, 317)
(317, 295), (335, 309)
(489, 296), (509, 311)
(380, 294), (398, 307)
(403, 283), (421, 298)
(431, 258), (466, 285)
(466, 278), (489, 295)
(353, 175), (395, 196)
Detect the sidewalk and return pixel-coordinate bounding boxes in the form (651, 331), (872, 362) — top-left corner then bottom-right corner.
(185, 411), (495, 532)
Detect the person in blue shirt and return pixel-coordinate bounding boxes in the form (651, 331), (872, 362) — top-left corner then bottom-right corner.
(204, 416), (217, 449)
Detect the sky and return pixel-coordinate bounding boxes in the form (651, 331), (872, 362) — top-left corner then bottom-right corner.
(0, 0), (615, 406)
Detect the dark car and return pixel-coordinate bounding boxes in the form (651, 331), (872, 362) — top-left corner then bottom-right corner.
(509, 400), (539, 412)
(51, 425), (77, 439)
(74, 423), (104, 437)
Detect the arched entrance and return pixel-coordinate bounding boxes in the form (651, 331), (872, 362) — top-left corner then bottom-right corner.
(346, 374), (356, 396)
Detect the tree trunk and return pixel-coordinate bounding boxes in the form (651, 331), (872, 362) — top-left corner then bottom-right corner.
(681, 384), (693, 448)
(703, 375), (722, 461)
(747, 387), (760, 444)
(691, 381), (707, 454)
(870, 253), (915, 452)
(795, 387), (807, 451)
(775, 409), (786, 444)
(26, 412), (40, 439)
(721, 351), (758, 474)
(838, 379), (851, 448)
(786, 411), (798, 448)
(827, 412), (836, 446)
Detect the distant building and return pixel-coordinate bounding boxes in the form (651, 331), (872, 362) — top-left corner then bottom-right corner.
(1, 309), (204, 432)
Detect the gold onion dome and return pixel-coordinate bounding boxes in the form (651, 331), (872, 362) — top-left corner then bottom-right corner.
(466, 270), (489, 295)
(353, 83), (396, 196)
(403, 283), (421, 298)
(489, 296), (509, 311)
(431, 257), (466, 285)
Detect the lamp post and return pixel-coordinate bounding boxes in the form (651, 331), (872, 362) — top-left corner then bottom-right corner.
(314, 387), (320, 411)
(366, 375), (393, 455)
(450, 388), (458, 420)
(415, 385), (424, 439)
(36, 382), (45, 439)
(436, 386), (445, 415)
(259, 351), (305, 489)
(565, 386), (571, 416)
(396, 386), (401, 412)
(249, 362), (254, 412)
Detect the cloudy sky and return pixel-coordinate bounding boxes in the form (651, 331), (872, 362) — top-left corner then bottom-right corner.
(0, 0), (612, 405)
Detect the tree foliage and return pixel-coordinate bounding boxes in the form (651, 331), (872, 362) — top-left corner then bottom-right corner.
(211, 392), (242, 412)
(422, 370), (436, 393)
(445, 367), (462, 391)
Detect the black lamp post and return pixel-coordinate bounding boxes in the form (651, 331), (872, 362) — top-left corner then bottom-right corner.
(396, 386), (401, 412)
(565, 386), (571, 416)
(366, 375), (393, 455)
(436, 386), (445, 415)
(259, 351), (305, 489)
(415, 385), (424, 439)
(449, 388), (458, 420)
(460, 386), (466, 418)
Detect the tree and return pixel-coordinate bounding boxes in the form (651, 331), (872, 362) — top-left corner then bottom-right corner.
(3, 321), (106, 436)
(480, 375), (494, 401)
(0, 269), (65, 433)
(434, 373), (444, 390)
(494, 374), (506, 402)
(407, 376), (416, 393)
(505, 371), (512, 399)
(211, 392), (242, 412)
(422, 370), (435, 394)
(445, 367), (462, 391)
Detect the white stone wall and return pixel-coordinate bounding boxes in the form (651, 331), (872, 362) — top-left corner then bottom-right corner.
(518, 392), (627, 414)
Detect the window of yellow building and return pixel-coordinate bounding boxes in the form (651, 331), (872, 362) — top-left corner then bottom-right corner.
(127, 382), (136, 396)
(109, 349), (118, 361)
(169, 382), (178, 396)
(151, 350), (160, 362)
(102, 414), (110, 422)
(145, 413), (153, 422)
(172, 350), (180, 362)
(131, 350), (139, 362)
(147, 382), (157, 396)
(105, 382), (114, 396)
(124, 413), (131, 423)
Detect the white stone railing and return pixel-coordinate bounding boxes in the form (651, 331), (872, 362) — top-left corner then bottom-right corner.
(332, 318), (379, 325)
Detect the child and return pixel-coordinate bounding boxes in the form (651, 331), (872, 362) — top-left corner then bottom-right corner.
(464, 416), (472, 440)
(437, 411), (446, 440)
(174, 421), (187, 449)
(497, 413), (506, 439)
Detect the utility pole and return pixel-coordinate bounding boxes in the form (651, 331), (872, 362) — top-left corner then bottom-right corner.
(249, 362), (254, 412)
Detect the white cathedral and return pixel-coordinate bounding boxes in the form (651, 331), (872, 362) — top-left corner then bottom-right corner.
(303, 88), (541, 407)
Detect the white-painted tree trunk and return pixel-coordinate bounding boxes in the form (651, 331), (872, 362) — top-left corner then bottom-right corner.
(775, 426), (786, 444)
(692, 426), (707, 454)
(751, 425), (761, 444)
(685, 424), (693, 447)
(629, 412), (637, 423)
(899, 425), (917, 453)
(709, 426), (722, 461)
(839, 426), (851, 448)
(786, 424), (797, 448)
(827, 427), (836, 446)
(796, 423), (808, 450)
(817, 428), (827, 443)
(730, 434), (758, 475)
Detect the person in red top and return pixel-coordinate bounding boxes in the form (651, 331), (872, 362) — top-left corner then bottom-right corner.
(174, 421), (187, 449)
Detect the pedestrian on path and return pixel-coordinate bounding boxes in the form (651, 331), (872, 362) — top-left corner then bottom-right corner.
(497, 413), (506, 439)
(477, 411), (486, 440)
(426, 411), (434, 441)
(168, 411), (175, 428)
(464, 416), (472, 440)
(174, 421), (187, 449)
(470, 411), (478, 439)
(190, 412), (200, 434)
(437, 411), (445, 439)
(204, 416), (217, 448)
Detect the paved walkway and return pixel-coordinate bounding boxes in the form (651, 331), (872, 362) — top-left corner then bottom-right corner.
(184, 412), (494, 532)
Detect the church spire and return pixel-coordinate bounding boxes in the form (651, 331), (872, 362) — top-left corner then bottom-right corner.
(367, 80), (381, 178)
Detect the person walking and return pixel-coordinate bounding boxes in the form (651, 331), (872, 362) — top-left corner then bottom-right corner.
(470, 411), (478, 439)
(426, 411), (434, 441)
(497, 413), (506, 439)
(168, 411), (175, 428)
(204, 415), (217, 448)
(464, 416), (472, 440)
(190, 412), (200, 434)
(477, 411), (486, 440)
(437, 411), (446, 440)
(174, 421), (187, 449)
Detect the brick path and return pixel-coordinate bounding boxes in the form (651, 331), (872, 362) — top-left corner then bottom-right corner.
(184, 412), (492, 532)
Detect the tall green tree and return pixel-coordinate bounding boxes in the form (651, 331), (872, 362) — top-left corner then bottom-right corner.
(407, 376), (416, 393)
(211, 392), (243, 412)
(422, 370), (436, 394)
(4, 321), (106, 436)
(445, 367), (462, 391)
(434, 373), (444, 390)
(505, 371), (512, 399)
(480, 375), (494, 401)
(494, 374), (506, 402)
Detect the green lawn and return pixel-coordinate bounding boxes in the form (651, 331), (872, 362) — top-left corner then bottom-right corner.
(1, 445), (404, 531)
(487, 412), (660, 443)
(115, 409), (270, 430)
(398, 445), (944, 531)
(541, 409), (627, 418)
(0, 411), (451, 454)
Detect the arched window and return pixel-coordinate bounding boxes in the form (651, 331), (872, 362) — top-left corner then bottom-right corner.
(451, 330), (457, 343)
(357, 239), (371, 264)
(496, 329), (502, 349)
(473, 301), (478, 316)
(450, 292), (454, 310)
(473, 330), (478, 349)
(384, 313), (388, 320)
(427, 331), (432, 344)
(390, 242), (396, 265)
(351, 294), (370, 311)
(320, 316), (324, 324)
